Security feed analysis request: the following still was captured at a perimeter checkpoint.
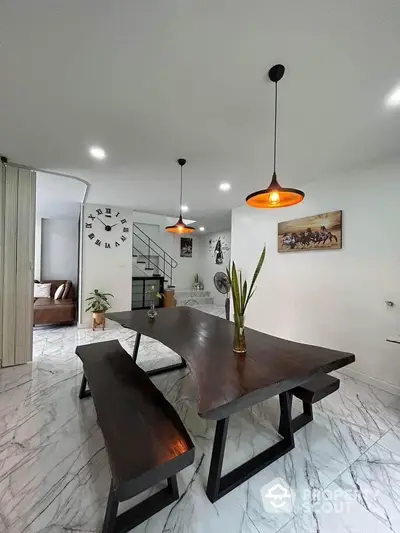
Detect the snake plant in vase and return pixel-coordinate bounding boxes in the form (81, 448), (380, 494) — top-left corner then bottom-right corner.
(227, 246), (266, 355)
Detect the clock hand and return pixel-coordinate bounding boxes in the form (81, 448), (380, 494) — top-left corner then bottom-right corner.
(97, 217), (107, 226)
(110, 222), (122, 228)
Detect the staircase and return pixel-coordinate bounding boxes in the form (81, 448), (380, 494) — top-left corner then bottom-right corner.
(132, 224), (177, 286)
(174, 289), (214, 307)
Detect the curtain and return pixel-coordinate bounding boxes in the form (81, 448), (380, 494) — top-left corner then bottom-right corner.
(0, 163), (36, 367)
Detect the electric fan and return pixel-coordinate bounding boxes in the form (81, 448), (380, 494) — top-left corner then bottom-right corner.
(213, 272), (230, 320)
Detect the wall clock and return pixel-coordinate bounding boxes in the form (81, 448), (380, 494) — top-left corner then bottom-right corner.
(85, 207), (130, 249)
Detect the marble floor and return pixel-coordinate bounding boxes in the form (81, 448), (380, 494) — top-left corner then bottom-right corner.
(2, 305), (400, 532)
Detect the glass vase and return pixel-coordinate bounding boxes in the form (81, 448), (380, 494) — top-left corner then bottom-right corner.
(147, 301), (157, 320)
(233, 314), (247, 354)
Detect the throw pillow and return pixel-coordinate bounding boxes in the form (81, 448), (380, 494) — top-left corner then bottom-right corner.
(63, 280), (72, 299)
(34, 283), (51, 298)
(54, 284), (64, 300)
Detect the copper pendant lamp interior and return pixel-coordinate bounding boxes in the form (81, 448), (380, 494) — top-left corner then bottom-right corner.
(165, 159), (195, 234)
(246, 64), (305, 208)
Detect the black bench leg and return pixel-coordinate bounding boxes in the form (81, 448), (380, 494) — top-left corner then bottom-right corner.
(78, 374), (91, 399)
(278, 391), (293, 436)
(279, 395), (314, 435)
(102, 476), (180, 533)
(102, 484), (118, 533)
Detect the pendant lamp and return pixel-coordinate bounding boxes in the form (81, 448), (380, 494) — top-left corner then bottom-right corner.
(246, 64), (305, 208)
(165, 159), (195, 234)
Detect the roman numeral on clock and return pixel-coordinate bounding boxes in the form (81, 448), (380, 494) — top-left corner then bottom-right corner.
(105, 243), (111, 249)
(115, 241), (120, 247)
(88, 233), (95, 240)
(96, 209), (103, 215)
(95, 239), (101, 246)
(123, 227), (129, 233)
(85, 223), (92, 228)
(121, 235), (126, 242)
(88, 214), (95, 221)
(121, 218), (127, 224)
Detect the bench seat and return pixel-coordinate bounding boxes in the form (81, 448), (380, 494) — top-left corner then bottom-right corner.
(279, 374), (340, 435)
(76, 340), (195, 532)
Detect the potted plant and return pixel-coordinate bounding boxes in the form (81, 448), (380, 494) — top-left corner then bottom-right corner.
(145, 285), (164, 320)
(193, 273), (201, 291)
(85, 289), (114, 331)
(227, 246), (266, 355)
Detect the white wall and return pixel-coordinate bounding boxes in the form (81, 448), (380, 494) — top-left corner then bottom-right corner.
(231, 163), (400, 392)
(41, 218), (79, 285)
(171, 234), (201, 289)
(81, 204), (133, 323)
(199, 231), (231, 304)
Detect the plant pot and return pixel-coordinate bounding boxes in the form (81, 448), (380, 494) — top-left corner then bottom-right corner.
(92, 312), (106, 331)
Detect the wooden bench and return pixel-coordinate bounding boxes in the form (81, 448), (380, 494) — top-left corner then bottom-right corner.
(279, 374), (340, 434)
(76, 340), (195, 533)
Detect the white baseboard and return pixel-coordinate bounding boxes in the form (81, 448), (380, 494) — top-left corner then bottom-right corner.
(337, 367), (400, 397)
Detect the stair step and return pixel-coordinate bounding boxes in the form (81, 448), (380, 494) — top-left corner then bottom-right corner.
(177, 296), (214, 306)
(174, 290), (211, 298)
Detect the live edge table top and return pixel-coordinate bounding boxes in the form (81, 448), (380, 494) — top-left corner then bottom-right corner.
(107, 307), (355, 420)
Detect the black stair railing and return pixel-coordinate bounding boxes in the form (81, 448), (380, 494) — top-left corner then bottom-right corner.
(132, 223), (178, 286)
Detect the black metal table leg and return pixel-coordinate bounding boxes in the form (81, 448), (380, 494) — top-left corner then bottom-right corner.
(78, 374), (91, 399)
(102, 484), (118, 533)
(133, 331), (186, 376)
(133, 332), (142, 363)
(206, 391), (295, 503)
(146, 358), (186, 376)
(206, 418), (229, 502)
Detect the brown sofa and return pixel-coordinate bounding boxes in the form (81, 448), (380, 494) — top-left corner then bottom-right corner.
(34, 280), (76, 326)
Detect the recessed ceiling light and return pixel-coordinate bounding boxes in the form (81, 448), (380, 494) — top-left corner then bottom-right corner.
(219, 182), (231, 192)
(199, 226), (205, 232)
(89, 146), (107, 160)
(181, 204), (189, 212)
(385, 85), (400, 108)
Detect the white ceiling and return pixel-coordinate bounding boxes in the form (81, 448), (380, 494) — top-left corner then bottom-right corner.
(1, 0), (400, 232)
(36, 172), (86, 219)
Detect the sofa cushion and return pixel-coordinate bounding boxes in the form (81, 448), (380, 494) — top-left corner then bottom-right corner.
(54, 284), (65, 300)
(34, 283), (51, 298)
(34, 298), (74, 309)
(63, 280), (72, 299)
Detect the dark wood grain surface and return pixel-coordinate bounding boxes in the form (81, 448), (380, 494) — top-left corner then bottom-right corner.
(107, 307), (355, 420)
(76, 340), (194, 500)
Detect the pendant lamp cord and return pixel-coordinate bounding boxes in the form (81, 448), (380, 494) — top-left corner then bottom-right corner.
(273, 80), (278, 175)
(179, 164), (183, 217)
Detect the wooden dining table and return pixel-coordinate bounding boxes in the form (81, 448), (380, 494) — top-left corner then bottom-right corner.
(107, 307), (355, 502)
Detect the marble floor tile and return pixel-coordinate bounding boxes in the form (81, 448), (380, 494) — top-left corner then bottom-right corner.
(314, 384), (397, 439)
(335, 442), (400, 532)
(377, 426), (400, 457)
(293, 410), (380, 481)
(0, 304), (398, 533)
(242, 446), (332, 533)
(278, 481), (392, 533)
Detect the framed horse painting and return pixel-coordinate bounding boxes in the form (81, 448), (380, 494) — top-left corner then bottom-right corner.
(278, 210), (342, 253)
